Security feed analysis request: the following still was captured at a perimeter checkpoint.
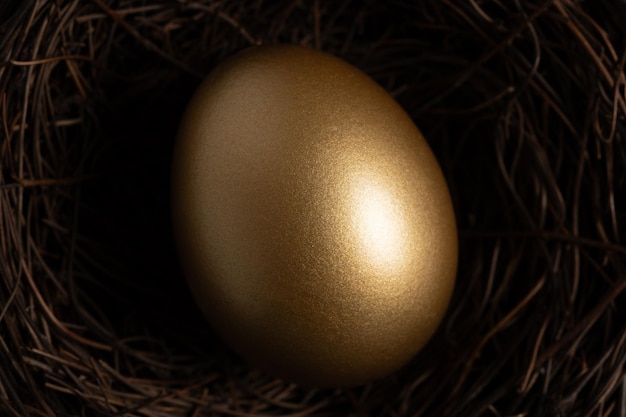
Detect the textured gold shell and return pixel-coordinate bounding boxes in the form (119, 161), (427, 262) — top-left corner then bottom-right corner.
(172, 44), (458, 387)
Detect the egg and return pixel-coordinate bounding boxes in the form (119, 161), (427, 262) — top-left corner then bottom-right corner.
(171, 44), (457, 387)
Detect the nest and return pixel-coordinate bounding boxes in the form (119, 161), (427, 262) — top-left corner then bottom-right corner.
(1, 0), (625, 416)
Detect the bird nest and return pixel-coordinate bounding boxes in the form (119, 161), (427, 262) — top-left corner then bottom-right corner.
(1, 1), (625, 416)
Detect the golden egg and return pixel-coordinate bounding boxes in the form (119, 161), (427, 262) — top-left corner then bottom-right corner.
(172, 44), (457, 387)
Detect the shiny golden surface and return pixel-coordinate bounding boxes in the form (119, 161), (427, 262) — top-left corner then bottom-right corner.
(172, 45), (457, 387)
